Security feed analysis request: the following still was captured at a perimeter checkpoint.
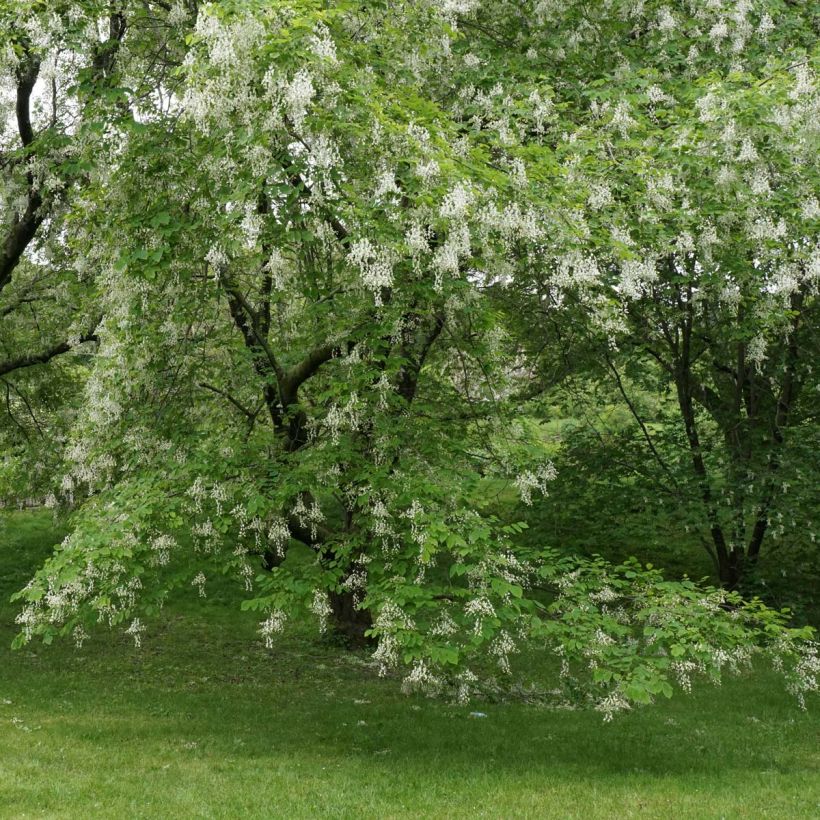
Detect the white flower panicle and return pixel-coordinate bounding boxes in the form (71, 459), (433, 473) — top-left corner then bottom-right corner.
(347, 238), (394, 303)
(440, 183), (473, 219)
(309, 589), (333, 633)
(267, 517), (290, 558)
(125, 618), (145, 648)
(514, 462), (557, 506)
(260, 610), (287, 647)
(284, 68), (315, 129)
(191, 571), (207, 598)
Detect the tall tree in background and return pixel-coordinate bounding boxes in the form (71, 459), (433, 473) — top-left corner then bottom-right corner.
(0, 1), (168, 493)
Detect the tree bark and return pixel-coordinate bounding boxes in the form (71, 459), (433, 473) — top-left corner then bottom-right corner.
(328, 589), (373, 647)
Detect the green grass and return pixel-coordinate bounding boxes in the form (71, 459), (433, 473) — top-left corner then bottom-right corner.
(1, 511), (818, 819)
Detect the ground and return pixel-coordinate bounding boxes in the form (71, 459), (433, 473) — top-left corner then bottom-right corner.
(1, 511), (818, 819)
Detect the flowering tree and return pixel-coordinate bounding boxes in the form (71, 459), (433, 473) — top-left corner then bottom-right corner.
(490, 0), (819, 588)
(0, 0), (129, 494)
(3, 1), (818, 717)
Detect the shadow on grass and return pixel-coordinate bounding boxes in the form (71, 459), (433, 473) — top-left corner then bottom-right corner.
(1, 509), (816, 801)
(3, 612), (814, 782)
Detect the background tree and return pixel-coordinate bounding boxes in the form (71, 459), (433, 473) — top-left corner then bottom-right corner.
(0, 0), (174, 499)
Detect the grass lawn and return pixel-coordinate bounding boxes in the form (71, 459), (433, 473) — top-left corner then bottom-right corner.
(1, 511), (818, 819)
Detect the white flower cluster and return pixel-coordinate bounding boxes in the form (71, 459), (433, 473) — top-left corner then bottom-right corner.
(150, 534), (177, 567)
(554, 252), (601, 291)
(191, 571), (207, 598)
(618, 258), (658, 301)
(374, 168), (400, 201)
(324, 393), (361, 445)
(747, 334), (768, 371)
(431, 223), (471, 291)
(490, 630), (517, 674)
(464, 596), (495, 635)
(514, 462), (557, 506)
(401, 659), (441, 694)
(267, 517), (290, 558)
(309, 589), (333, 633)
(430, 611), (459, 637)
(372, 600), (415, 675)
(284, 68), (315, 129)
(308, 134), (341, 174)
(478, 201), (544, 243)
(372, 634), (399, 675)
(455, 668), (478, 704)
(587, 183), (614, 211)
(373, 373), (393, 410)
(437, 0), (479, 21)
(347, 238), (394, 303)
(671, 660), (698, 694)
(260, 610), (287, 648)
(308, 23), (337, 64)
(783, 641), (819, 710)
(125, 618), (145, 649)
(440, 183), (473, 219)
(596, 691), (630, 722)
(589, 585), (618, 604)
(292, 496), (324, 542)
(528, 89), (554, 135)
(341, 566), (368, 606)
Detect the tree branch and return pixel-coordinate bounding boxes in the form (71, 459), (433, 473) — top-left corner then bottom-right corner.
(198, 382), (256, 421)
(15, 55), (40, 147)
(0, 325), (99, 378)
(604, 348), (679, 488)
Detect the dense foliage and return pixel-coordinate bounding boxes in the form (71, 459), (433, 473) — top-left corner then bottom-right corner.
(1, 0), (817, 718)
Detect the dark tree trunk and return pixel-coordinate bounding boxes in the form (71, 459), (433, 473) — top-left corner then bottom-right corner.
(717, 548), (744, 589)
(328, 589), (372, 647)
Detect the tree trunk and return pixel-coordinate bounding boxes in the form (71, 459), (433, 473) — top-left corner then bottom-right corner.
(717, 547), (745, 589)
(328, 589), (373, 647)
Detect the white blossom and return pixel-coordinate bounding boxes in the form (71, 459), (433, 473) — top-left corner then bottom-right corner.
(309, 589), (333, 633)
(125, 618), (145, 648)
(285, 69), (315, 129)
(260, 610), (287, 647)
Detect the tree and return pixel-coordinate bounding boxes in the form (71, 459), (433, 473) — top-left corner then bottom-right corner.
(0, 0), (138, 497)
(491, 0), (820, 588)
(5, 1), (818, 717)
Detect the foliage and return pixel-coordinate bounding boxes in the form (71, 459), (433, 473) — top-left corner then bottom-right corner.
(0, 1), (817, 716)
